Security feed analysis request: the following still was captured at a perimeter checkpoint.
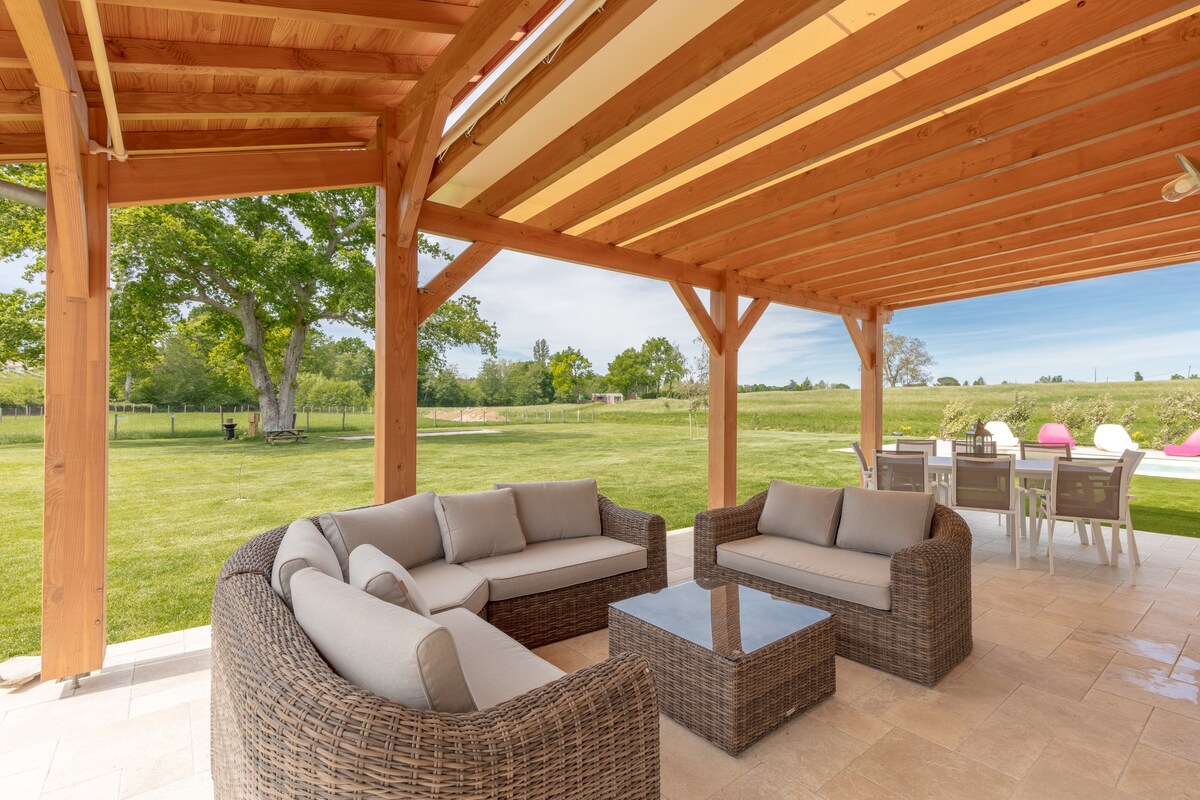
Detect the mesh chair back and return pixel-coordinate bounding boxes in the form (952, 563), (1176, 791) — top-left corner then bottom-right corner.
(952, 439), (997, 456)
(851, 441), (869, 471)
(1051, 460), (1124, 522)
(952, 454), (1016, 512)
(896, 439), (938, 457)
(874, 451), (928, 493)
(1021, 441), (1071, 461)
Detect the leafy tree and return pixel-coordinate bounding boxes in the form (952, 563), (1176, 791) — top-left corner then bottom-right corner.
(476, 358), (512, 406)
(1134, 371), (1144, 381)
(548, 347), (592, 401)
(640, 336), (685, 394)
(532, 338), (550, 366)
(508, 360), (553, 405)
(936, 376), (960, 386)
(428, 367), (469, 407)
(296, 372), (369, 408)
(1037, 375), (1064, 383)
(1, 166), (497, 430)
(606, 347), (652, 397)
(882, 331), (934, 387)
(0, 289), (45, 368)
(798, 377), (813, 391)
(973, 376), (987, 386)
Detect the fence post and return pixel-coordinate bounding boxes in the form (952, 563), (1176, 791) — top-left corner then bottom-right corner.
(342, 407), (346, 431)
(306, 407), (310, 430)
(460, 409), (464, 425)
(171, 414), (175, 435)
(113, 414), (118, 439)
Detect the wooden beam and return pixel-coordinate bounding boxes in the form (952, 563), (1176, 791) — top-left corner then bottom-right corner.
(418, 200), (721, 289)
(41, 113), (108, 682)
(418, 242), (501, 323)
(729, 273), (867, 319)
(91, 92), (389, 120)
(0, 29), (435, 82)
(107, 149), (382, 206)
(429, 0), (655, 195)
(121, 127), (374, 155)
(376, 94), (452, 502)
(735, 299), (770, 351)
(596, 3), (1199, 250)
(670, 67), (1200, 267)
(396, 0), (540, 133)
(85, 0), (474, 35)
(6, 0), (90, 297)
(856, 313), (884, 467)
(821, 203), (1200, 297)
(531, 0), (1023, 234)
(708, 272), (740, 509)
(0, 131), (46, 160)
(465, 0), (839, 217)
(670, 281), (721, 354)
(0, 91), (42, 121)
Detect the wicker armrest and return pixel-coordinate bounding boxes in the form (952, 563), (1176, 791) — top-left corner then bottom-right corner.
(890, 505), (972, 625)
(693, 491), (767, 580)
(599, 495), (666, 551)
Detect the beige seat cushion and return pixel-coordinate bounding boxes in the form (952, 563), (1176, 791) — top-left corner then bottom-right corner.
(319, 492), (443, 577)
(493, 479), (602, 542)
(836, 486), (935, 557)
(433, 607), (565, 709)
(717, 534), (893, 611)
(758, 481), (844, 546)
(463, 537), (646, 602)
(290, 568), (476, 712)
(348, 545), (431, 617)
(434, 489), (526, 564)
(271, 519), (342, 607)
(408, 559), (489, 614)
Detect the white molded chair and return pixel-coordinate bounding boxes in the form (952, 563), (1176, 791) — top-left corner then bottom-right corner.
(951, 454), (1021, 568)
(1094, 424), (1139, 454)
(985, 421), (1019, 448)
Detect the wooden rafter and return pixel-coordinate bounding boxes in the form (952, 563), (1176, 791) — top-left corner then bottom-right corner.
(429, 0), (655, 195)
(670, 281), (721, 354)
(524, 0), (1025, 234)
(591, 7), (1200, 249)
(1, 127), (379, 161)
(396, 0), (541, 134)
(463, 0), (840, 217)
(107, 149), (383, 206)
(704, 108), (1200, 274)
(6, 0), (89, 298)
(418, 242), (502, 323)
(84, 0), (475, 35)
(0, 30), (436, 81)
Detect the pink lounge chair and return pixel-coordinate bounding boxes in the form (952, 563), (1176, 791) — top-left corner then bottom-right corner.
(1164, 427), (1200, 457)
(1037, 423), (1076, 448)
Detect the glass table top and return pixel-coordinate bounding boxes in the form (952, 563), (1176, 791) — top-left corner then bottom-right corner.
(611, 581), (831, 658)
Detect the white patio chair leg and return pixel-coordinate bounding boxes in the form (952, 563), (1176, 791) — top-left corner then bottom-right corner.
(1075, 520), (1089, 545)
(1126, 524), (1137, 586)
(1091, 520), (1109, 566)
(1047, 518), (1056, 576)
(1126, 515), (1141, 565)
(1009, 514), (1020, 570)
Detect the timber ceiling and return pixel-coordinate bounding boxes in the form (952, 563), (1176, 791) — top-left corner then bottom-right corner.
(3, 0), (1199, 313)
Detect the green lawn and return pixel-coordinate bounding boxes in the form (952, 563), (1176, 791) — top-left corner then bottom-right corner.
(2, 421), (1197, 661)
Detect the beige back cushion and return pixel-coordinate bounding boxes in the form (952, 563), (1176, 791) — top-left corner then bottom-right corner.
(270, 519), (343, 607)
(493, 479), (602, 543)
(348, 544), (432, 617)
(434, 489), (526, 564)
(319, 491), (443, 577)
(290, 568), (476, 713)
(836, 486), (936, 556)
(758, 481), (844, 546)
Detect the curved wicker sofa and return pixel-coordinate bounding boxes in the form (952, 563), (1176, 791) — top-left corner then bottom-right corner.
(694, 494), (972, 686)
(212, 521), (662, 799)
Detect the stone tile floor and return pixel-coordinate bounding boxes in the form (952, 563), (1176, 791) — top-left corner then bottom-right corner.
(4, 511), (1200, 799)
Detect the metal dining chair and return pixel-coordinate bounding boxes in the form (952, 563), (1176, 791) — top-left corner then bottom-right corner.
(1042, 458), (1133, 582)
(1019, 441), (1075, 550)
(873, 451), (931, 493)
(851, 441), (874, 489)
(896, 438), (938, 457)
(951, 454), (1021, 568)
(952, 438), (997, 456)
(1107, 449), (1146, 575)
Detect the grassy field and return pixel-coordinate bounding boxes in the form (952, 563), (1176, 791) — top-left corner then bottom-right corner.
(2, 419), (1197, 660)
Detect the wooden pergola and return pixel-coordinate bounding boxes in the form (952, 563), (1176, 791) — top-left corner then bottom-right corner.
(2, 0), (1197, 680)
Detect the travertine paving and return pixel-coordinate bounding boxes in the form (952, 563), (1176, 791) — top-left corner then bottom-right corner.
(4, 512), (1199, 799)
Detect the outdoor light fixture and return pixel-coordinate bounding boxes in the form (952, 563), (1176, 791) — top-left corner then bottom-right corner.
(1162, 154), (1200, 202)
(966, 419), (993, 455)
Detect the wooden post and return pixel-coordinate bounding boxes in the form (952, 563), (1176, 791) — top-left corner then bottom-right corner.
(844, 310), (885, 467)
(42, 121), (109, 682)
(708, 274), (739, 509)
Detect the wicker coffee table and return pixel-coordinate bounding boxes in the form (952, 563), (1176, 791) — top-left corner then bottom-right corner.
(609, 580), (835, 754)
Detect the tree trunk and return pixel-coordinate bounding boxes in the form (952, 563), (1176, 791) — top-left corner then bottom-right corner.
(234, 304), (308, 431)
(123, 370), (132, 402)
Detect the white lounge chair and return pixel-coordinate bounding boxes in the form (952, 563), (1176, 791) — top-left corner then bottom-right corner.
(1094, 424), (1139, 453)
(984, 421), (1019, 448)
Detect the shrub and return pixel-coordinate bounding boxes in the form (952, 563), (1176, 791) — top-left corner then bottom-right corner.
(994, 391), (1034, 440)
(938, 398), (976, 439)
(1049, 397), (1086, 435)
(296, 372), (369, 408)
(1154, 388), (1200, 449)
(0, 374), (45, 405)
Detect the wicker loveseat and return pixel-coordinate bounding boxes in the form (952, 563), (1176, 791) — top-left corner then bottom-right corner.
(212, 521), (662, 799)
(694, 492), (972, 686)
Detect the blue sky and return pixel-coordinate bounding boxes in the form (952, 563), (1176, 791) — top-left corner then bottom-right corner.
(4, 241), (1197, 386)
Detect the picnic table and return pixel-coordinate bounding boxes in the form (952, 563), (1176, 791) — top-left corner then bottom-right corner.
(264, 428), (308, 445)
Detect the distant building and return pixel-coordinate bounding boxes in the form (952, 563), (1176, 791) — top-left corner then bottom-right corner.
(591, 392), (624, 404)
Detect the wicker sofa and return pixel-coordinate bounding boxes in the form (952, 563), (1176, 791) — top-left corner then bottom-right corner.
(694, 491), (972, 686)
(212, 514), (663, 799)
